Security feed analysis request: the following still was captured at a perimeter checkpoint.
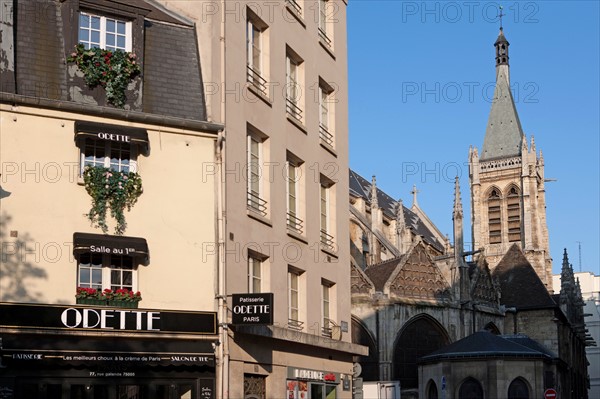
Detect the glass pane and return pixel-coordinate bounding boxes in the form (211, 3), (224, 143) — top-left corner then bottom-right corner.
(326, 385), (336, 399)
(107, 19), (115, 33)
(80, 268), (90, 284)
(117, 35), (126, 49)
(111, 270), (122, 286)
(80, 14), (89, 27)
(106, 34), (115, 47)
(91, 16), (100, 30)
(91, 30), (100, 44)
(155, 385), (170, 399)
(71, 385), (85, 399)
(311, 383), (324, 399)
(117, 385), (149, 399)
(123, 271), (132, 286)
(92, 268), (103, 286)
(117, 21), (126, 35)
(178, 384), (193, 399)
(79, 28), (89, 42)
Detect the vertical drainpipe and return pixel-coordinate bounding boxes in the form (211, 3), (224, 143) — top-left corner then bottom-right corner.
(218, 1), (229, 398)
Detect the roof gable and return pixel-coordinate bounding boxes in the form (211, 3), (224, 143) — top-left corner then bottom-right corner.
(388, 242), (452, 301)
(351, 262), (374, 295)
(492, 244), (555, 308)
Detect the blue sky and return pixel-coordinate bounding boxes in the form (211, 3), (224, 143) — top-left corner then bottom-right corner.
(347, 1), (600, 275)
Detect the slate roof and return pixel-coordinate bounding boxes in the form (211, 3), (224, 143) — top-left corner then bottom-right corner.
(1, 0), (206, 122)
(363, 256), (406, 292)
(349, 170), (445, 252)
(420, 331), (551, 362)
(481, 30), (524, 161)
(491, 244), (555, 308)
(143, 21), (206, 120)
(503, 334), (558, 359)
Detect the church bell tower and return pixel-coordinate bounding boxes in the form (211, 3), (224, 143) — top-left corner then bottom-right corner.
(469, 28), (553, 288)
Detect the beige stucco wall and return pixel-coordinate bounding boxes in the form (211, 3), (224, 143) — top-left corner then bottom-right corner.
(0, 104), (218, 312)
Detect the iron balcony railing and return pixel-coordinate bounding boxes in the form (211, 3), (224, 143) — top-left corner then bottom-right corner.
(318, 28), (332, 48)
(286, 212), (304, 235)
(247, 191), (267, 216)
(286, 98), (303, 122)
(247, 65), (268, 96)
(288, 318), (304, 331)
(319, 123), (333, 147)
(286, 0), (302, 14)
(320, 229), (335, 252)
(322, 325), (332, 338)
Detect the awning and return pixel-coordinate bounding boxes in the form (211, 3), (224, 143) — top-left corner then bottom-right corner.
(74, 120), (150, 154)
(73, 232), (149, 263)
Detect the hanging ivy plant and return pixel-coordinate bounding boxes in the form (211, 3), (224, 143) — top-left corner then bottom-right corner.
(67, 44), (141, 108)
(83, 166), (143, 235)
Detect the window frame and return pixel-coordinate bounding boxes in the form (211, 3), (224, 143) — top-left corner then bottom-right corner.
(77, 252), (138, 292)
(487, 189), (502, 244)
(318, 0), (333, 48)
(246, 132), (268, 216)
(285, 153), (304, 234)
(80, 138), (138, 176)
(248, 255), (262, 294)
(78, 11), (133, 52)
(285, 49), (304, 122)
(318, 80), (335, 146)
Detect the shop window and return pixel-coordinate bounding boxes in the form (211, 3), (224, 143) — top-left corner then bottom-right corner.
(244, 374), (266, 399)
(79, 12), (132, 51)
(287, 380), (308, 399)
(427, 380), (439, 399)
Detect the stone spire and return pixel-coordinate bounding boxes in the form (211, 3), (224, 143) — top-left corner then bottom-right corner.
(411, 185), (419, 207)
(395, 199), (405, 231)
(370, 175), (379, 209)
(453, 177), (464, 262)
(481, 28), (524, 161)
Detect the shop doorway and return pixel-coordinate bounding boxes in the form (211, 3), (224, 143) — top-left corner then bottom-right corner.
(309, 383), (336, 399)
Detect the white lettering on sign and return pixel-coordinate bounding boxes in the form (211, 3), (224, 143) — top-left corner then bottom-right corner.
(294, 369), (325, 380)
(97, 132), (131, 143)
(60, 308), (160, 331)
(12, 353), (43, 360)
(232, 304), (270, 315)
(90, 245), (136, 255)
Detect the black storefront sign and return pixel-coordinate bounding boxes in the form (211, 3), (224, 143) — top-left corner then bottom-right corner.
(74, 120), (150, 154)
(0, 303), (217, 335)
(231, 293), (273, 325)
(1, 331), (214, 367)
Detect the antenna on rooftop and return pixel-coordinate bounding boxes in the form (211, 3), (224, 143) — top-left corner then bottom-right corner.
(576, 241), (582, 272)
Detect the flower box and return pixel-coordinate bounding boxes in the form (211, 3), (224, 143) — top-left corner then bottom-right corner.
(76, 287), (142, 308)
(107, 300), (138, 309)
(76, 298), (107, 306)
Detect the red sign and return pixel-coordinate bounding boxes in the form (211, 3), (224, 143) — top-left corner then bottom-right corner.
(544, 388), (557, 399)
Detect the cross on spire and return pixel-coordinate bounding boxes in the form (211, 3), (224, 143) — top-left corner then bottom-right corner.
(411, 184), (419, 207)
(498, 5), (505, 29)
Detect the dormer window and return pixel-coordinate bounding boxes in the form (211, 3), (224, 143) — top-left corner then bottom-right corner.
(79, 12), (132, 51)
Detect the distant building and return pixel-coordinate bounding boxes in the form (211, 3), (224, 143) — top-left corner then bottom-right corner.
(553, 270), (600, 398)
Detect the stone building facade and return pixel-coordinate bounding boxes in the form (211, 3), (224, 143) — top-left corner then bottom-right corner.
(468, 28), (552, 288)
(350, 28), (590, 399)
(0, 0), (224, 397)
